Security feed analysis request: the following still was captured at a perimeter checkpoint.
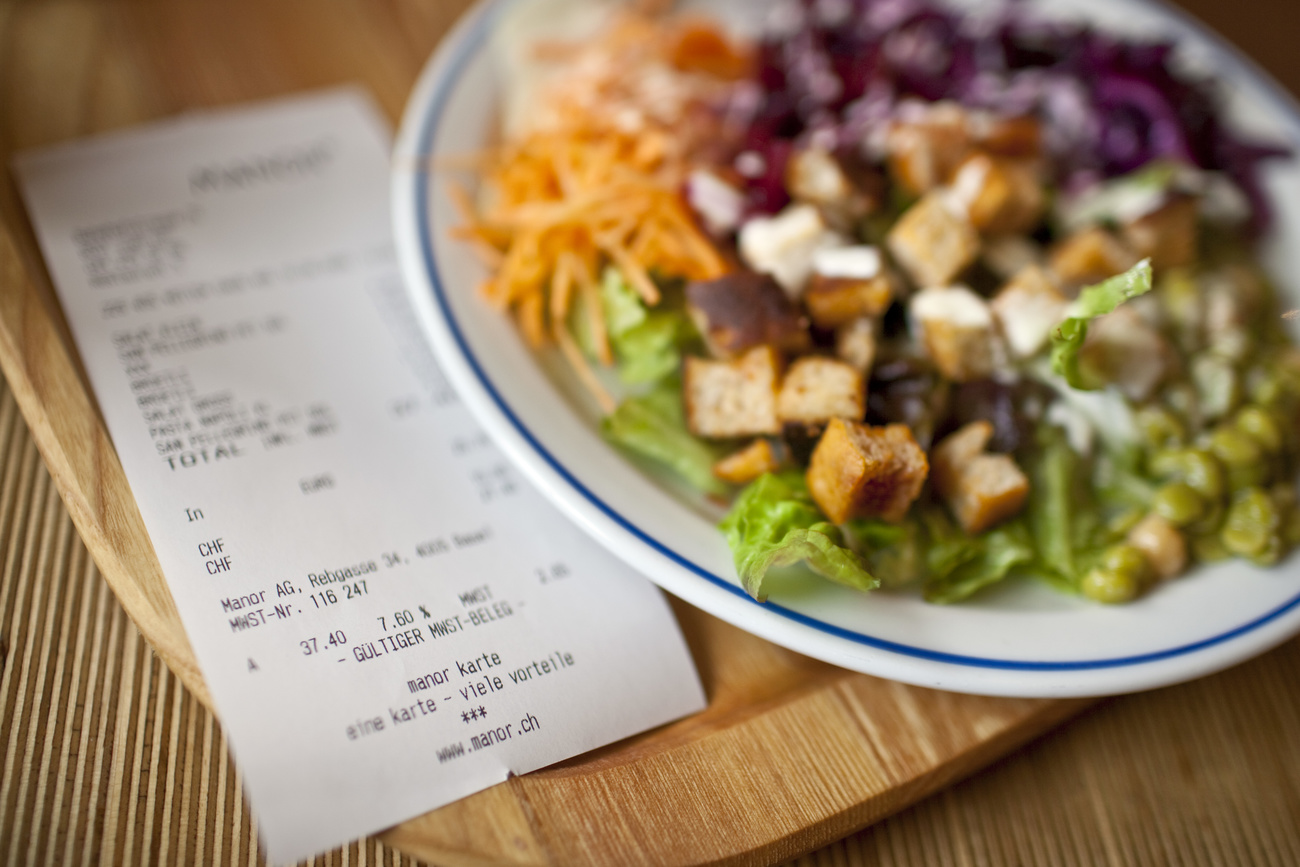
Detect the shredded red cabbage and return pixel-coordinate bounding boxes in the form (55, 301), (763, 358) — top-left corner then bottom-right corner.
(731, 0), (1288, 229)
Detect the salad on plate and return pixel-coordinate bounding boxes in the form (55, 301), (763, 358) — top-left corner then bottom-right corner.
(454, 0), (1297, 607)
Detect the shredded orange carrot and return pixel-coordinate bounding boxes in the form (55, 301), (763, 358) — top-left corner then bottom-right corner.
(457, 8), (746, 413)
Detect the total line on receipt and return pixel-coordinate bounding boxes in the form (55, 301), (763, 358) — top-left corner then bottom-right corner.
(13, 87), (706, 865)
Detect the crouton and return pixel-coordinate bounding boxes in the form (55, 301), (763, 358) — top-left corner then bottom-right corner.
(1122, 194), (1199, 270)
(1077, 305), (1173, 402)
(1127, 513), (1187, 580)
(887, 190), (981, 289)
(932, 421), (1029, 534)
(931, 419), (993, 482)
(990, 265), (1069, 359)
(683, 346), (783, 438)
(1049, 226), (1139, 290)
(948, 153), (1044, 234)
(712, 438), (780, 485)
(685, 271), (810, 358)
(886, 101), (972, 195)
(777, 356), (865, 424)
(909, 285), (1002, 381)
(785, 147), (877, 229)
(804, 246), (896, 328)
(738, 203), (845, 296)
(806, 420), (929, 523)
(835, 316), (878, 373)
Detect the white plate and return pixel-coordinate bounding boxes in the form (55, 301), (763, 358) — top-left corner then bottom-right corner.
(393, 0), (1300, 697)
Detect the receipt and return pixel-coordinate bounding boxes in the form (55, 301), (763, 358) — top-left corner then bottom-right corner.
(14, 89), (705, 864)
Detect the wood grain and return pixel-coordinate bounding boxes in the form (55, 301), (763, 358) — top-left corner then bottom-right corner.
(0, 0), (1291, 864)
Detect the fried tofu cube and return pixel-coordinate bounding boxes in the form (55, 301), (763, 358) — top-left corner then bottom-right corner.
(909, 285), (1002, 382)
(887, 190), (980, 289)
(835, 316), (878, 373)
(806, 420), (929, 524)
(949, 152), (1044, 234)
(1127, 513), (1188, 580)
(685, 271), (810, 359)
(777, 356), (865, 424)
(1122, 194), (1199, 270)
(990, 265), (1069, 359)
(932, 421), (1029, 535)
(931, 418), (993, 475)
(886, 101), (972, 194)
(1048, 226), (1139, 290)
(738, 203), (845, 296)
(683, 346), (783, 438)
(712, 438), (780, 485)
(804, 245), (896, 328)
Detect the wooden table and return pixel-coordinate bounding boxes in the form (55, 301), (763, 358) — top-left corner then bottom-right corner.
(1, 1), (1299, 865)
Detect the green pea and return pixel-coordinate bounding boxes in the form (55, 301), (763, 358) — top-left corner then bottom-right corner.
(1234, 406), (1284, 454)
(1209, 427), (1263, 467)
(1151, 483), (1205, 527)
(1081, 567), (1140, 604)
(1150, 448), (1226, 502)
(1221, 487), (1280, 559)
(1209, 427), (1269, 489)
(1101, 543), (1152, 585)
(1136, 406), (1187, 451)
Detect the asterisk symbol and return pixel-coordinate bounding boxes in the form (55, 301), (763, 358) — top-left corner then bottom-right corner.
(478, 705), (487, 717)
(461, 711), (469, 723)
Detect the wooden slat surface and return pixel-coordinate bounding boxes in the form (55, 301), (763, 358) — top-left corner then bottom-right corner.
(2, 370), (1299, 866)
(2, 0), (1300, 864)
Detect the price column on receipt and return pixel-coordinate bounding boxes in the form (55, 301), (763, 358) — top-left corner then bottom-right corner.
(14, 88), (705, 865)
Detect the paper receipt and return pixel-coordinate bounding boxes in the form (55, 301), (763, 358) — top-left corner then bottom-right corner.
(14, 88), (705, 864)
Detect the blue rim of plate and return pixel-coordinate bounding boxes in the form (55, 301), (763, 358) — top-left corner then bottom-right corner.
(409, 0), (1300, 673)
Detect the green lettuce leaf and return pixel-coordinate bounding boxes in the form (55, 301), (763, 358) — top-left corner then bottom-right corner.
(1027, 425), (1081, 584)
(1021, 422), (1119, 594)
(600, 266), (648, 335)
(1050, 259), (1153, 389)
(600, 379), (727, 496)
(843, 517), (925, 587)
(720, 473), (878, 601)
(614, 311), (687, 385)
(921, 509), (1035, 604)
(597, 267), (690, 385)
